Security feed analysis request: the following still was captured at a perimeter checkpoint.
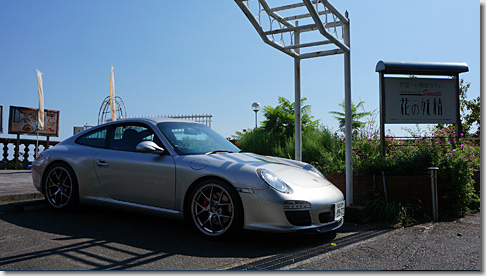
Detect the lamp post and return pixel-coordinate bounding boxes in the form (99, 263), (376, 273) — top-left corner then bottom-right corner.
(251, 102), (261, 128)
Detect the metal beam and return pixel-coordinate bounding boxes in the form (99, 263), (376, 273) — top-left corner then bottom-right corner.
(324, 20), (344, 28)
(235, 0), (298, 58)
(269, 0), (322, 12)
(284, 10), (330, 21)
(299, 48), (344, 59)
(343, 11), (353, 207)
(294, 22), (302, 161)
(284, 40), (332, 50)
(258, 0), (295, 29)
(264, 23), (317, 35)
(320, 0), (349, 24)
(302, 0), (349, 52)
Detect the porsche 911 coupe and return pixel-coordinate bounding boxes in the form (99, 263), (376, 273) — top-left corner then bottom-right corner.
(32, 117), (345, 239)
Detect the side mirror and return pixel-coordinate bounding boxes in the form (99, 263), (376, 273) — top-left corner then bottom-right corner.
(136, 141), (165, 155)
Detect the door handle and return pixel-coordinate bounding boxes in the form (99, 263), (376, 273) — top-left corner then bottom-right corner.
(95, 159), (109, 167)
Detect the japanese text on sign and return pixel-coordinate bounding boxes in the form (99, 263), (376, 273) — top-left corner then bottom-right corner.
(384, 78), (456, 124)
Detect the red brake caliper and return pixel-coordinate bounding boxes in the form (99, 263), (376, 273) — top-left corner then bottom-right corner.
(202, 192), (209, 207)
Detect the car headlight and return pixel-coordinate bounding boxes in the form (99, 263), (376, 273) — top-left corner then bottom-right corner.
(257, 169), (288, 193)
(305, 164), (326, 179)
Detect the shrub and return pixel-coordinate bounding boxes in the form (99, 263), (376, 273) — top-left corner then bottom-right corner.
(352, 128), (480, 218)
(363, 190), (420, 225)
(236, 126), (346, 175)
(234, 98), (480, 220)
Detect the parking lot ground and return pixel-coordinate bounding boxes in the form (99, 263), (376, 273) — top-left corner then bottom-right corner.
(0, 170), (481, 271)
(0, 199), (480, 271)
(284, 210), (481, 271)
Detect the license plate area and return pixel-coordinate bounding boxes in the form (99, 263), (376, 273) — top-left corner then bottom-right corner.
(334, 200), (345, 220)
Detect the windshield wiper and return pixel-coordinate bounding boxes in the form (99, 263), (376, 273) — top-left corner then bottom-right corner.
(206, 150), (234, 154)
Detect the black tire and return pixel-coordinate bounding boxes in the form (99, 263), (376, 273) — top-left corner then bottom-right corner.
(186, 179), (243, 239)
(43, 162), (79, 210)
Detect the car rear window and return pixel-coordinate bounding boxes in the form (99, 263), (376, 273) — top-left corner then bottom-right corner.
(76, 128), (108, 148)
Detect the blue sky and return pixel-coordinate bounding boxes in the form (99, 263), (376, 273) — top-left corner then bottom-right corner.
(0, 0), (481, 141)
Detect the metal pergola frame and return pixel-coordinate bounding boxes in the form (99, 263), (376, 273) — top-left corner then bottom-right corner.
(235, 0), (354, 206)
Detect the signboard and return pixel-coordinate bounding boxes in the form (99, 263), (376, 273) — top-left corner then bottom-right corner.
(8, 106), (60, 136)
(383, 77), (457, 124)
(0, 105), (3, 134)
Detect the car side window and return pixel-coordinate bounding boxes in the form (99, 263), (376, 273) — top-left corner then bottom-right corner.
(109, 124), (163, 152)
(76, 127), (108, 148)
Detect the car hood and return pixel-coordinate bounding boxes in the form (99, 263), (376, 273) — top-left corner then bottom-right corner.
(198, 152), (332, 189)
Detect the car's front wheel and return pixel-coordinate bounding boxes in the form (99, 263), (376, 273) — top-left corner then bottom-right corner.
(188, 179), (243, 239)
(43, 163), (79, 209)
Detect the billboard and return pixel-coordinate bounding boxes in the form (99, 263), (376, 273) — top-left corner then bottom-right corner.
(383, 77), (457, 124)
(0, 105), (3, 134)
(8, 106), (60, 136)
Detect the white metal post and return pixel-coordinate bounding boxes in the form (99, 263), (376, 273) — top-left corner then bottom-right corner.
(344, 11), (353, 206)
(379, 72), (385, 156)
(294, 21), (302, 161)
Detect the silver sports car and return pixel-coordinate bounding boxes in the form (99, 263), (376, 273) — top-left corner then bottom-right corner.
(32, 117), (345, 239)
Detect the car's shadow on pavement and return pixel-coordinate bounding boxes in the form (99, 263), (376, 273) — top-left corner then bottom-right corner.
(1, 203), (335, 255)
(0, 203), (394, 270)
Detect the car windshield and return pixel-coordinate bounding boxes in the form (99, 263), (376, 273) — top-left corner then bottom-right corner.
(157, 122), (240, 155)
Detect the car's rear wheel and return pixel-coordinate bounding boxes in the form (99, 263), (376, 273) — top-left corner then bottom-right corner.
(43, 163), (78, 209)
(188, 179), (243, 239)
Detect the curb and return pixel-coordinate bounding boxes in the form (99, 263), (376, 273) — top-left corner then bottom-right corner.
(7, 199), (48, 213)
(0, 192), (44, 204)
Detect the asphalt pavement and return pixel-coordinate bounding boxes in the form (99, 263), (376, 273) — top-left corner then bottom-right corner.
(0, 170), (481, 271)
(286, 211), (481, 270)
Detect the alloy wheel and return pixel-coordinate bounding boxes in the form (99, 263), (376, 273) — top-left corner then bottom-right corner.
(191, 183), (235, 236)
(45, 166), (73, 208)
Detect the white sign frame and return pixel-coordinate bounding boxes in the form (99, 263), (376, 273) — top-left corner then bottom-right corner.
(0, 105), (3, 134)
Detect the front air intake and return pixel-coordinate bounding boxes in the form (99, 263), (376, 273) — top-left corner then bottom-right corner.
(285, 210), (312, 226)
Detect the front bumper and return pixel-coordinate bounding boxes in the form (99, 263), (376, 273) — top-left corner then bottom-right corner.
(239, 184), (345, 233)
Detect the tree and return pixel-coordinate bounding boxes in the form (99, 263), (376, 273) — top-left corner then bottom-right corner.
(459, 80), (480, 137)
(261, 96), (318, 139)
(234, 98), (344, 173)
(436, 80), (480, 137)
(329, 100), (373, 133)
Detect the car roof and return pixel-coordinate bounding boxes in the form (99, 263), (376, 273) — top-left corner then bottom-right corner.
(68, 117), (205, 141)
(107, 117), (202, 125)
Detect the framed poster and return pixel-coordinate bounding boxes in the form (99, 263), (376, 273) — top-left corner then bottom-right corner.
(8, 106), (60, 136)
(383, 77), (457, 124)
